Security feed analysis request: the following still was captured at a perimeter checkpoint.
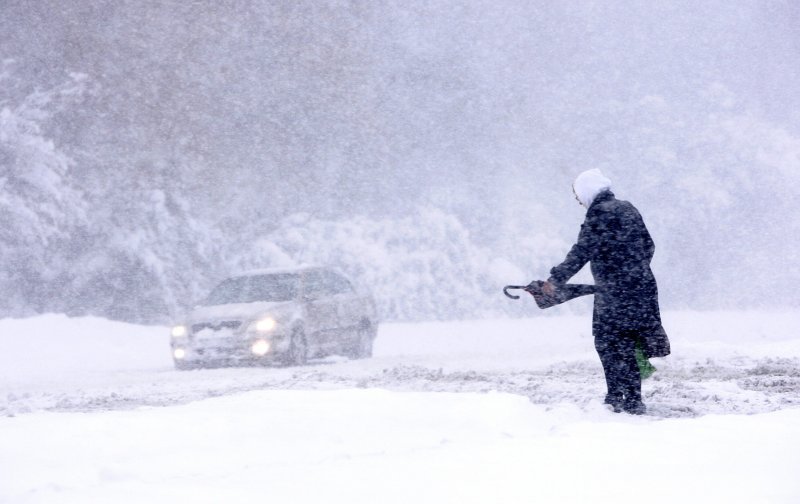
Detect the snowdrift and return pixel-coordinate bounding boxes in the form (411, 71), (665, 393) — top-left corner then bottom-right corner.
(1, 311), (799, 502)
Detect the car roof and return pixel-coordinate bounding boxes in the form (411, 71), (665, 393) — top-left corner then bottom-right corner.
(229, 265), (329, 278)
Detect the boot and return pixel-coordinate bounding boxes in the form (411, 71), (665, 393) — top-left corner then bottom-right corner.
(604, 393), (623, 413)
(623, 399), (647, 415)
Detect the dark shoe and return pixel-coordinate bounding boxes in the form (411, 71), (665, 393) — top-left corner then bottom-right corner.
(622, 400), (647, 415)
(604, 394), (623, 413)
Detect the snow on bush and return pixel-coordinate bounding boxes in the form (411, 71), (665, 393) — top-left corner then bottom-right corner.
(228, 207), (572, 321)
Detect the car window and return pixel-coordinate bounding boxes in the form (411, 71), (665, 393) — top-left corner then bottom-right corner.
(303, 270), (352, 299)
(325, 271), (353, 294)
(203, 273), (300, 305)
(303, 270), (331, 299)
(247, 274), (300, 302)
(203, 276), (249, 305)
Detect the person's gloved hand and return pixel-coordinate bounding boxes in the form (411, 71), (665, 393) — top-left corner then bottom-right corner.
(523, 280), (542, 295)
(541, 281), (556, 296)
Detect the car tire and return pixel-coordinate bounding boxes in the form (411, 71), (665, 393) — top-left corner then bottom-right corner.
(288, 327), (307, 366)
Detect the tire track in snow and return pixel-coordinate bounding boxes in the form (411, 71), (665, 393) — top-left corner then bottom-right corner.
(3, 356), (799, 419)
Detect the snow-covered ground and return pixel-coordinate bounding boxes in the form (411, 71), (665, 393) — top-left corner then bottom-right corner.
(1, 311), (799, 503)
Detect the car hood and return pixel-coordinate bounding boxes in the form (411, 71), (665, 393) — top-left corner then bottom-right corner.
(187, 301), (298, 323)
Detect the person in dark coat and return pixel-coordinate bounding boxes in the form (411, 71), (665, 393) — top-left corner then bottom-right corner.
(543, 169), (662, 415)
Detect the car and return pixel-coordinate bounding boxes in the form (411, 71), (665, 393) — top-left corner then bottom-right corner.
(169, 266), (378, 369)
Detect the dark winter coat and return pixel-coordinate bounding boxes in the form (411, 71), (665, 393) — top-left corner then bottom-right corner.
(548, 190), (662, 335)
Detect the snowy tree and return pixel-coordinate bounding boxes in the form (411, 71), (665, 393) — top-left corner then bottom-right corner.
(64, 181), (224, 323)
(0, 62), (89, 314)
(1, 2), (799, 321)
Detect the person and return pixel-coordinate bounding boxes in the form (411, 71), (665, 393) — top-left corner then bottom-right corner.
(542, 169), (662, 415)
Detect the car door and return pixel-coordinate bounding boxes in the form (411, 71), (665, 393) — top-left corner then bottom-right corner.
(329, 271), (359, 321)
(323, 271), (364, 349)
(302, 270), (341, 354)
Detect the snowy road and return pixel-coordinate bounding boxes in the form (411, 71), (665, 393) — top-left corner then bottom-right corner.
(2, 311), (800, 503)
(2, 311), (798, 418)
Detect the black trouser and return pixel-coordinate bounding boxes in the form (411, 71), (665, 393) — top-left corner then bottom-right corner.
(594, 328), (642, 406)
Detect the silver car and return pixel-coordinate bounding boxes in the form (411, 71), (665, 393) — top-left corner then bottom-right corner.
(169, 267), (378, 369)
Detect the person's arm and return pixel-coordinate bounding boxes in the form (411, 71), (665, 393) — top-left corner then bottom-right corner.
(547, 221), (593, 287)
(642, 219), (655, 262)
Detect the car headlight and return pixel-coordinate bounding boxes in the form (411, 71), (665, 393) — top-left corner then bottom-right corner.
(251, 339), (270, 356)
(171, 325), (188, 338)
(252, 317), (277, 332)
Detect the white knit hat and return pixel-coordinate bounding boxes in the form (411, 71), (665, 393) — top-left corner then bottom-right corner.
(573, 169), (612, 207)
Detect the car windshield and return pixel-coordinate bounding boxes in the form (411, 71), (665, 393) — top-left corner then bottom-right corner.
(203, 273), (300, 305)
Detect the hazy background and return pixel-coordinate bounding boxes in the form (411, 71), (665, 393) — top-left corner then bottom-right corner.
(1, 0), (799, 323)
